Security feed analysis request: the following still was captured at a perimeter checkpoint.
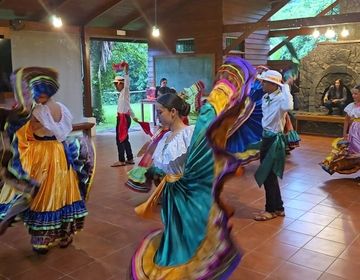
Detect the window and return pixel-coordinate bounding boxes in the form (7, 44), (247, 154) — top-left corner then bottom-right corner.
(176, 38), (195, 53)
(269, 0), (339, 60)
(225, 36), (245, 52)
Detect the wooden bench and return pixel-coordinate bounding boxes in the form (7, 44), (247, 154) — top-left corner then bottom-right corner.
(294, 113), (344, 135)
(72, 122), (95, 137)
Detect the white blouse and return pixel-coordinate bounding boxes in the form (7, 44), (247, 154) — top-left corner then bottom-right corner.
(261, 84), (293, 133)
(344, 102), (360, 118)
(152, 125), (194, 175)
(32, 102), (73, 142)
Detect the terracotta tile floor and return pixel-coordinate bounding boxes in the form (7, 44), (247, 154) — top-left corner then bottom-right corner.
(1, 132), (360, 280)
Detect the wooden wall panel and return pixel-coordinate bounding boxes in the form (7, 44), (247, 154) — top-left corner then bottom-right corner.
(148, 0), (223, 87)
(223, 0), (269, 24)
(223, 0), (271, 66)
(148, 0), (272, 85)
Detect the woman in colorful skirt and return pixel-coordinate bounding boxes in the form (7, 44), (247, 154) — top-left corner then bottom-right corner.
(129, 57), (262, 279)
(0, 67), (94, 254)
(321, 85), (360, 175)
(126, 81), (205, 193)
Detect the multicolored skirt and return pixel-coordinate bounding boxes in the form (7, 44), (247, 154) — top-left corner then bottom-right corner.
(0, 123), (88, 249)
(320, 138), (360, 175)
(130, 205), (239, 279)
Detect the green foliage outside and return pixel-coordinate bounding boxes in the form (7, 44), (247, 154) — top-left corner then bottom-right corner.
(90, 41), (149, 131)
(269, 0), (339, 60)
(100, 42), (148, 105)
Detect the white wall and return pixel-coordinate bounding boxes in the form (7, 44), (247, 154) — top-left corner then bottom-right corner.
(11, 30), (84, 122)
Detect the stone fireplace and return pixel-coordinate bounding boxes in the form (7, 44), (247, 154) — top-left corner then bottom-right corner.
(299, 41), (360, 112)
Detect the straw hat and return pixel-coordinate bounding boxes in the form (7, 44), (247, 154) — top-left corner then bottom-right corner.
(257, 70), (283, 86)
(113, 76), (125, 83)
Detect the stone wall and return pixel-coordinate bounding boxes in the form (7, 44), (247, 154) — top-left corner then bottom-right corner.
(299, 41), (360, 112)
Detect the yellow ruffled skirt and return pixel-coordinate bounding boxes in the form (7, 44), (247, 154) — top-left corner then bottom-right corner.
(0, 123), (88, 249)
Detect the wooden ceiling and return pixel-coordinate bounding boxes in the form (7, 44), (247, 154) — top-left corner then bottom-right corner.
(0, 0), (186, 31)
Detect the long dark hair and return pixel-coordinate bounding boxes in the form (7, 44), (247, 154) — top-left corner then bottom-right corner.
(334, 79), (344, 92)
(352, 84), (360, 92)
(157, 93), (190, 116)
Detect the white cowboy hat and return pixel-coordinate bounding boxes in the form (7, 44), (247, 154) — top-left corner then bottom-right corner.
(257, 70), (283, 86)
(113, 76), (125, 83)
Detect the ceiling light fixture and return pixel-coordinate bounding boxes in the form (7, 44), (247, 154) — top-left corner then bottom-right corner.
(152, 26), (160, 37)
(312, 29), (320, 38)
(51, 15), (63, 28)
(341, 27), (349, 38)
(325, 28), (335, 39)
(151, 0), (160, 37)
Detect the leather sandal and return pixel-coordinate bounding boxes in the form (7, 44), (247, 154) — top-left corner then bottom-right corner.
(275, 210), (285, 217)
(254, 211), (277, 221)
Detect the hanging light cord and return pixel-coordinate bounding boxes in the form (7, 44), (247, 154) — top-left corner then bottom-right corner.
(154, 0), (157, 26)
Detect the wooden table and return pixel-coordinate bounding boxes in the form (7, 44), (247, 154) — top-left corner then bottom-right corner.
(141, 99), (157, 125)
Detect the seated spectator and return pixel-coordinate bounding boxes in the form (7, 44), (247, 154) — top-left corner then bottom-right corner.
(155, 78), (168, 97)
(157, 86), (176, 96)
(323, 79), (347, 115)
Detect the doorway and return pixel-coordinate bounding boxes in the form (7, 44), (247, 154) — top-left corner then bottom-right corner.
(89, 40), (150, 133)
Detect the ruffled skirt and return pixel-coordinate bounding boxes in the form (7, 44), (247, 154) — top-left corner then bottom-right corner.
(320, 137), (360, 175)
(131, 205), (239, 279)
(0, 124), (87, 249)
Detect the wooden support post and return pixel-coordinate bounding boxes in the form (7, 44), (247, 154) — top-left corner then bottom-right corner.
(80, 26), (92, 118)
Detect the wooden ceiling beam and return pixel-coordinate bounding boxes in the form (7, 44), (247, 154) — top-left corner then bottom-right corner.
(85, 26), (147, 40)
(0, 27), (10, 38)
(223, 12), (360, 33)
(112, 11), (142, 29)
(81, 0), (125, 26)
(31, 0), (69, 22)
(112, 0), (187, 30)
(268, 0), (343, 56)
(0, 20), (10, 27)
(223, 0), (289, 55)
(112, 1), (154, 29)
(0, 19), (79, 33)
(269, 27), (317, 37)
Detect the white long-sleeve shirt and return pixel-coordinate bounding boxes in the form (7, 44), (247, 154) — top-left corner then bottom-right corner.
(261, 84), (293, 134)
(117, 74), (135, 117)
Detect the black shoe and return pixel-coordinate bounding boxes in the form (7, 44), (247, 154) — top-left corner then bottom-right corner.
(59, 236), (73, 248)
(32, 247), (49, 255)
(327, 111), (333, 115)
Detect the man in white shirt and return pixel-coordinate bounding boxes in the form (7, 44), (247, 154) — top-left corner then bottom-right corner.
(254, 70), (294, 221)
(111, 64), (138, 167)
